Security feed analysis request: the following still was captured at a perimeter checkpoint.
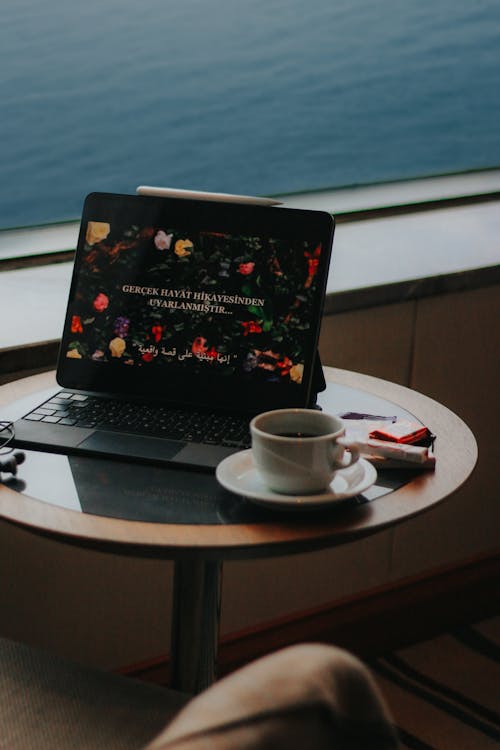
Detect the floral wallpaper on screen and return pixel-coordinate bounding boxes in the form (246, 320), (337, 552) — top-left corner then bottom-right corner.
(66, 220), (323, 385)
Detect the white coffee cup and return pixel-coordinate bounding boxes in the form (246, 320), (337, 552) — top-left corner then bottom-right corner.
(250, 409), (360, 495)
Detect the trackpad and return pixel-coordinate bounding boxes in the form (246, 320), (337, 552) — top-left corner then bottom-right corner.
(78, 431), (184, 461)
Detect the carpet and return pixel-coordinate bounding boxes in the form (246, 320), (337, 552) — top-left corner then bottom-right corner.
(370, 616), (500, 750)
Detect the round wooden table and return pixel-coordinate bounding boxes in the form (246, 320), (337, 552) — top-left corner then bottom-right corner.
(0, 367), (477, 693)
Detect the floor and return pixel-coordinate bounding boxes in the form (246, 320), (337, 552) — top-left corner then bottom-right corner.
(369, 615), (500, 750)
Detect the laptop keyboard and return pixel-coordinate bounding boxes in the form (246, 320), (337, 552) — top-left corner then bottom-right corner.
(23, 391), (252, 449)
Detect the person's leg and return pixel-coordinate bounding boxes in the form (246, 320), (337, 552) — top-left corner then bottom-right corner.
(146, 644), (399, 749)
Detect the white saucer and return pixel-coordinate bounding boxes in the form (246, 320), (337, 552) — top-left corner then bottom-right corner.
(216, 450), (377, 510)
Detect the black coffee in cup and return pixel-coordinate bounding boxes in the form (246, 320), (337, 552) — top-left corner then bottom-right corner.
(275, 431), (319, 438)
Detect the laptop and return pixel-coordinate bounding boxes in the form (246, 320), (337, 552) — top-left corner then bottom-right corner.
(13, 191), (335, 470)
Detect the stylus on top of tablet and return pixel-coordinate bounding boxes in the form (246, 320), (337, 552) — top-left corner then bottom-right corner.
(136, 185), (283, 206)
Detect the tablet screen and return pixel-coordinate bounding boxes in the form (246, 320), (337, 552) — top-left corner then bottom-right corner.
(57, 193), (334, 412)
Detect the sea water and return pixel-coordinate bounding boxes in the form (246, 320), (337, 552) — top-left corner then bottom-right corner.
(1, 0), (499, 228)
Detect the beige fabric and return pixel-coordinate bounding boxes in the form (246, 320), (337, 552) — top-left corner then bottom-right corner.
(146, 644), (399, 750)
(1, 638), (398, 750)
(0, 637), (188, 750)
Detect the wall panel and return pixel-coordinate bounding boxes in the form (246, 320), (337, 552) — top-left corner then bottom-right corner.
(319, 302), (415, 385)
(391, 285), (499, 576)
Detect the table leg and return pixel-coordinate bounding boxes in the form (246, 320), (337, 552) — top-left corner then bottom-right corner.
(170, 558), (222, 694)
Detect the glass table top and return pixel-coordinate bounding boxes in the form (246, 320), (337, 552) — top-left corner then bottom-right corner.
(4, 382), (421, 525)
